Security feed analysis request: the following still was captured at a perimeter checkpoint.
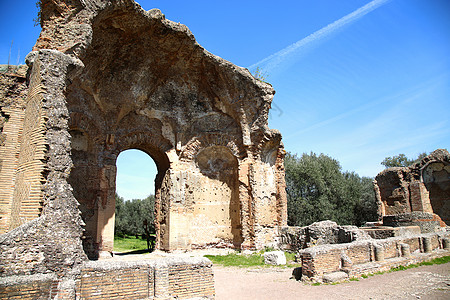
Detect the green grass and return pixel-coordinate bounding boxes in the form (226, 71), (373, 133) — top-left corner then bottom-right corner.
(204, 250), (299, 268)
(285, 251), (297, 262)
(113, 235), (149, 252)
(204, 253), (265, 267)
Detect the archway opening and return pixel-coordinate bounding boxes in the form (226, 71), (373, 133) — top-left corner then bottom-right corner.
(114, 149), (158, 254)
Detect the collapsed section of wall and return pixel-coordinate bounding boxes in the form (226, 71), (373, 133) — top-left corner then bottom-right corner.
(1, 0), (287, 283)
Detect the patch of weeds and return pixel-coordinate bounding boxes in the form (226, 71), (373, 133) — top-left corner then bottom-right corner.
(331, 282), (340, 285)
(312, 282), (321, 286)
(349, 277), (359, 281)
(390, 265), (408, 272)
(205, 249), (300, 268)
(285, 251), (297, 262)
(361, 274), (369, 279)
(430, 256), (450, 265)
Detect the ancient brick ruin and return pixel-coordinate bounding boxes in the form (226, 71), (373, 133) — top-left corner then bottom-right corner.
(277, 151), (450, 283)
(374, 149), (449, 231)
(279, 220), (450, 283)
(0, 0), (287, 298)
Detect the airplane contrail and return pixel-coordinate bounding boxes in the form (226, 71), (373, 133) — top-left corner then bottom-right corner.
(248, 0), (392, 72)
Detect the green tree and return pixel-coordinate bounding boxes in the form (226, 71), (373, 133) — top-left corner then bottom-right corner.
(285, 152), (377, 227)
(114, 193), (155, 237)
(381, 152), (427, 168)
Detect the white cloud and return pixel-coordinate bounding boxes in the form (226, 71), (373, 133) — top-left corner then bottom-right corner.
(249, 0), (391, 74)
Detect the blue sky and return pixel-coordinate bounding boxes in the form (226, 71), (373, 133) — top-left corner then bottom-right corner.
(1, 0), (449, 200)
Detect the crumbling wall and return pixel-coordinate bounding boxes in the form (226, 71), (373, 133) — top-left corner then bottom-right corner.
(299, 231), (450, 282)
(0, 50), (86, 277)
(278, 220), (370, 251)
(374, 149), (450, 227)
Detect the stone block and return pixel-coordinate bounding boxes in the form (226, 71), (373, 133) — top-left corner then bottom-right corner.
(263, 251), (286, 265)
(322, 271), (348, 283)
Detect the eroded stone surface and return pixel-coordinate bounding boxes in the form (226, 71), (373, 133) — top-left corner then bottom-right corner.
(263, 251), (286, 265)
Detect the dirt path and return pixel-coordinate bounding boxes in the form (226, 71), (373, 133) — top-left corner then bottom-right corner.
(214, 263), (450, 300)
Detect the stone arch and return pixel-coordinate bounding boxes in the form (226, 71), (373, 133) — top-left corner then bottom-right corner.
(180, 133), (246, 163)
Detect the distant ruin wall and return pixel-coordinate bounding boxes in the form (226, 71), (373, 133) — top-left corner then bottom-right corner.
(374, 149), (450, 227)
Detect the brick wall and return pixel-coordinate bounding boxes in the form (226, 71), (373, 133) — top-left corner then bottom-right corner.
(0, 257), (215, 299)
(345, 242), (371, 265)
(0, 69), (27, 234)
(402, 237), (420, 253)
(0, 274), (57, 300)
(168, 263), (215, 298)
(79, 266), (151, 299)
(9, 60), (46, 230)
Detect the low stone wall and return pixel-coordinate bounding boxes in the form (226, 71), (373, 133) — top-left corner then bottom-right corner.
(361, 225), (421, 239)
(278, 221), (370, 251)
(383, 212), (443, 233)
(0, 257), (214, 300)
(299, 232), (450, 282)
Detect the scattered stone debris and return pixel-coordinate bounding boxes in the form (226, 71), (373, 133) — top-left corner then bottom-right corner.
(322, 271), (349, 283)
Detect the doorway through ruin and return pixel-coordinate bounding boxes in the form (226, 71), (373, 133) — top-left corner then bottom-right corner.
(116, 149), (157, 200)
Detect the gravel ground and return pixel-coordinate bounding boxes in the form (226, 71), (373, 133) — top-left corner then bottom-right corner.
(214, 263), (450, 300)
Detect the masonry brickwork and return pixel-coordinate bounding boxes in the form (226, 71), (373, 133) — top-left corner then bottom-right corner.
(0, 257), (214, 300)
(298, 230), (450, 282)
